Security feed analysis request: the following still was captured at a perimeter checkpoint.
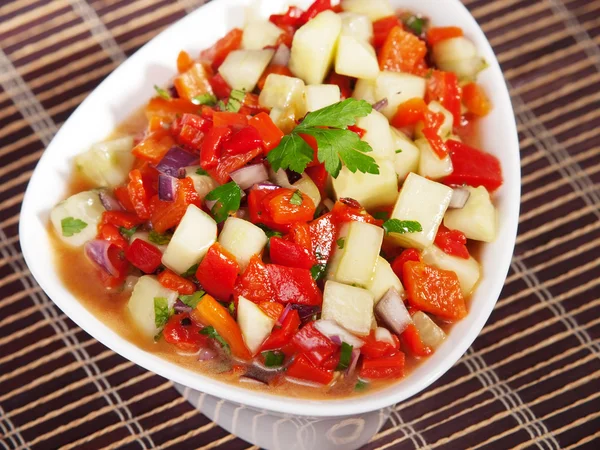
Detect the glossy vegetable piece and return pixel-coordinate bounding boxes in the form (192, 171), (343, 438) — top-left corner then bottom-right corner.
(145, 97), (199, 123)
(242, 20), (283, 50)
(196, 243), (239, 300)
(125, 238), (162, 274)
(341, 0), (394, 21)
(248, 185), (289, 233)
(335, 34), (379, 80)
(163, 313), (209, 352)
(391, 98), (428, 128)
(366, 257), (404, 303)
(261, 309), (301, 351)
(374, 288), (412, 335)
(308, 212), (337, 265)
(75, 137), (135, 188)
(218, 49), (274, 92)
(127, 169), (152, 220)
(269, 236), (317, 270)
(158, 269), (196, 295)
(264, 188), (316, 225)
(461, 82), (492, 117)
(127, 276), (178, 337)
(51, 190), (106, 247)
(234, 255), (275, 304)
(200, 126), (231, 170)
(291, 321), (337, 365)
(237, 296), (275, 355)
(378, 26), (427, 74)
(339, 11), (373, 42)
(267, 264), (323, 306)
(248, 112), (284, 152)
(434, 224), (469, 259)
(400, 323), (433, 357)
(359, 353), (405, 379)
(374, 71), (426, 119)
(427, 26), (463, 46)
(421, 245), (480, 297)
(218, 217), (268, 272)
(403, 261), (467, 321)
(442, 139), (503, 192)
(286, 354), (334, 385)
(360, 331), (400, 359)
(208, 147), (263, 185)
(412, 311), (446, 349)
(322, 280), (374, 336)
(373, 16), (402, 47)
(97, 223), (128, 250)
(174, 62), (214, 101)
(444, 185), (497, 242)
(221, 126), (263, 157)
(200, 28), (243, 70)
(391, 248), (421, 284)
(426, 70), (461, 126)
(192, 294), (252, 360)
(151, 177), (202, 234)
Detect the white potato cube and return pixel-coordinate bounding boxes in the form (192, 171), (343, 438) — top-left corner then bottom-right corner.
(389, 173), (453, 249)
(289, 10), (342, 84)
(416, 138), (453, 180)
(341, 0), (394, 21)
(390, 127), (420, 182)
(237, 296), (275, 355)
(162, 204), (217, 274)
(366, 256), (404, 303)
(242, 20), (283, 50)
(75, 137), (134, 188)
(326, 223), (349, 281)
(412, 311), (446, 349)
(335, 35), (379, 80)
(184, 166), (218, 199)
(259, 74), (305, 115)
(335, 221), (384, 286)
(339, 12), (373, 41)
(127, 276), (178, 338)
(356, 110), (396, 159)
(421, 245), (481, 296)
(322, 280), (374, 336)
(444, 186), (497, 242)
(218, 49), (274, 91)
(375, 71), (426, 119)
(352, 78), (376, 103)
(218, 217), (268, 271)
(332, 158), (398, 210)
(50, 190), (105, 247)
(304, 84), (341, 113)
(432, 37), (487, 81)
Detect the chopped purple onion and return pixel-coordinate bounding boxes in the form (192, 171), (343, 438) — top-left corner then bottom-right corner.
(329, 335), (342, 346)
(314, 319), (365, 348)
(99, 190), (123, 211)
(174, 299), (192, 314)
(372, 98), (388, 112)
(158, 174), (178, 202)
(375, 288), (412, 335)
(346, 348), (360, 376)
(449, 187), (471, 209)
(290, 304), (321, 322)
(276, 303), (294, 327)
(198, 347), (218, 361)
(230, 164), (269, 190)
(155, 146), (198, 177)
(84, 240), (119, 277)
(251, 181), (280, 191)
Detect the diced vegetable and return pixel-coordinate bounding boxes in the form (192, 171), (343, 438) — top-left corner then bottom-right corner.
(444, 186), (497, 242)
(161, 204), (217, 274)
(389, 173), (453, 249)
(375, 327), (396, 346)
(75, 137), (135, 188)
(375, 71), (426, 119)
(269, 236), (316, 270)
(218, 217), (268, 272)
(431, 37), (487, 81)
(359, 353), (405, 379)
(267, 264), (323, 305)
(287, 354), (334, 384)
(375, 288), (412, 335)
(355, 110), (396, 159)
(195, 243), (239, 300)
(303, 84), (341, 113)
(242, 20), (283, 50)
(416, 138), (454, 180)
(378, 26), (427, 74)
(127, 276), (178, 337)
(448, 187), (471, 209)
(341, 0), (394, 21)
(415, 101), (454, 140)
(335, 34), (380, 80)
(412, 311), (446, 349)
(338, 12), (373, 41)
(462, 82), (492, 117)
(442, 140), (503, 192)
(322, 280), (374, 336)
(174, 62), (214, 101)
(314, 319), (366, 348)
(51, 191), (106, 247)
(366, 256), (404, 303)
(184, 166), (218, 199)
(352, 78), (376, 104)
(390, 127), (420, 182)
(289, 10), (342, 84)
(218, 49), (274, 92)
(259, 74), (306, 116)
(237, 296), (276, 355)
(125, 239), (163, 273)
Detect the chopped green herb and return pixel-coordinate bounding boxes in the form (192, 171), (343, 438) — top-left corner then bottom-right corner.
(154, 85), (171, 100)
(382, 219), (422, 235)
(402, 14), (427, 36)
(200, 326), (230, 353)
(257, 224), (283, 239)
(216, 99), (227, 111)
(179, 291), (205, 308)
(181, 263), (199, 278)
(372, 211), (390, 221)
(119, 225), (137, 239)
(225, 89), (245, 112)
(336, 342), (353, 371)
(205, 181), (242, 223)
(196, 168), (209, 176)
(228, 302), (235, 316)
(267, 99), (379, 178)
(262, 350), (285, 367)
(148, 230), (171, 245)
(154, 297), (170, 329)
(289, 190), (303, 206)
(191, 93), (217, 106)
(395, 149), (403, 153)
(336, 237), (345, 250)
(355, 379), (368, 391)
(310, 263), (326, 281)
(61, 217), (88, 237)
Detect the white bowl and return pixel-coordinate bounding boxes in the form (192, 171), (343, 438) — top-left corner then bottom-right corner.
(20, 0), (520, 444)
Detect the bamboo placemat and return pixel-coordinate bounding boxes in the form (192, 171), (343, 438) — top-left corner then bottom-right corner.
(1, 0), (599, 448)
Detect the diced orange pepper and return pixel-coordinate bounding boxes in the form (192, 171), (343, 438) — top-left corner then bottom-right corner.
(248, 112), (284, 152)
(177, 50), (194, 73)
(427, 26), (463, 46)
(373, 16), (403, 48)
(257, 64), (294, 91)
(174, 62), (214, 102)
(212, 111), (248, 128)
(378, 26), (427, 74)
(462, 82), (492, 117)
(259, 301), (284, 321)
(97, 223), (128, 250)
(145, 97), (199, 123)
(127, 169), (152, 220)
(400, 323), (433, 357)
(101, 210), (145, 229)
(264, 188), (316, 225)
(132, 128), (176, 165)
(390, 98), (428, 128)
(150, 177), (201, 233)
(158, 270), (196, 295)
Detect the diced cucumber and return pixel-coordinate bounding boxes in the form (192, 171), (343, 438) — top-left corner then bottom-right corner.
(334, 221), (384, 286)
(341, 0), (394, 21)
(269, 169), (322, 207)
(127, 276), (178, 338)
(389, 173), (453, 249)
(415, 101), (454, 139)
(218, 49), (274, 92)
(289, 10), (342, 85)
(50, 190), (106, 247)
(412, 311), (446, 349)
(184, 166), (218, 199)
(304, 84), (341, 113)
(161, 204), (217, 274)
(366, 256), (404, 303)
(325, 223), (349, 281)
(431, 37), (487, 81)
(259, 74), (305, 116)
(375, 71), (426, 119)
(237, 296), (275, 355)
(421, 245), (480, 296)
(352, 78), (376, 104)
(390, 127), (420, 182)
(322, 280), (375, 336)
(339, 12), (373, 42)
(444, 186), (497, 242)
(416, 138), (454, 180)
(218, 217), (268, 271)
(75, 136), (134, 188)
(355, 110), (396, 160)
(242, 20), (283, 50)
(335, 34), (379, 80)
(332, 157), (398, 210)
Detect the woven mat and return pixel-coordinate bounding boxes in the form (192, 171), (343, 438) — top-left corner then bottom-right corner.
(1, 0), (599, 448)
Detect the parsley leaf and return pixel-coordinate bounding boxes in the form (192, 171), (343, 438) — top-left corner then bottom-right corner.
(119, 225), (137, 239)
(355, 379), (368, 391)
(395, 149), (403, 153)
(289, 190), (303, 206)
(196, 168), (208, 176)
(154, 85), (171, 100)
(148, 230), (171, 245)
(372, 211), (390, 221)
(297, 98), (373, 130)
(192, 93), (217, 106)
(181, 263), (199, 278)
(225, 89), (245, 112)
(205, 182), (242, 223)
(336, 237), (345, 249)
(402, 14), (427, 35)
(179, 291), (205, 308)
(336, 342), (353, 371)
(200, 326), (230, 353)
(61, 217), (88, 237)
(262, 350), (285, 367)
(228, 302), (235, 316)
(310, 263), (326, 281)
(382, 219), (423, 235)
(267, 133), (315, 174)
(154, 297), (170, 329)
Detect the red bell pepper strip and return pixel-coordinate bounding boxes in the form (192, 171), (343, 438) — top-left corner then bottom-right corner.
(209, 73), (232, 99)
(331, 199), (382, 226)
(200, 126), (231, 170)
(163, 313), (209, 352)
(114, 185), (136, 213)
(304, 163), (328, 197)
(427, 26), (463, 46)
(248, 112), (284, 152)
(269, 236), (317, 270)
(176, 113), (213, 150)
(127, 169), (152, 220)
(291, 322), (337, 366)
(150, 177), (201, 233)
(442, 139), (503, 191)
(212, 111), (248, 128)
(359, 353), (405, 380)
(422, 110), (450, 159)
(220, 125), (263, 157)
(426, 70), (462, 126)
(391, 248), (421, 284)
(247, 186), (290, 233)
(196, 243), (239, 301)
(208, 147), (263, 185)
(260, 309), (301, 351)
(299, 0), (332, 25)
(264, 188), (316, 225)
(266, 264), (323, 306)
(125, 239), (162, 273)
(373, 16), (403, 48)
(400, 323), (433, 357)
(269, 6), (304, 28)
(158, 270), (196, 295)
(286, 354), (334, 385)
(200, 28), (243, 70)
(434, 225), (469, 259)
(259, 301), (284, 321)
(288, 222), (313, 254)
(308, 212), (337, 265)
(234, 255), (275, 304)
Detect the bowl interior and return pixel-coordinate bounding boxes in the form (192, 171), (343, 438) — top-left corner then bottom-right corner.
(20, 0), (520, 417)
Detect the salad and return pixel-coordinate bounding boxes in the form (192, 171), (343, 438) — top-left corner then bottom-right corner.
(50, 0), (502, 396)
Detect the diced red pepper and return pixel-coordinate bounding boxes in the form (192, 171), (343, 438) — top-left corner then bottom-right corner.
(373, 16), (403, 48)
(434, 225), (469, 259)
(378, 26), (427, 74)
(422, 110), (450, 159)
(150, 177), (201, 233)
(286, 353), (334, 385)
(97, 223), (128, 250)
(200, 126), (231, 170)
(391, 248), (421, 284)
(158, 269), (196, 295)
(308, 212), (337, 265)
(461, 82), (492, 117)
(101, 211), (144, 229)
(359, 353), (405, 379)
(174, 62), (214, 101)
(264, 188), (316, 225)
(403, 261), (467, 321)
(208, 147), (263, 185)
(360, 332), (399, 359)
(210, 73), (232, 99)
(304, 163), (328, 196)
(196, 243), (239, 301)
(200, 28), (243, 70)
(248, 112), (284, 152)
(176, 113), (213, 150)
(269, 236), (317, 270)
(127, 169), (152, 220)
(212, 111), (248, 128)
(291, 322), (337, 366)
(288, 222), (313, 254)
(267, 264), (323, 306)
(442, 139), (503, 192)
(114, 185), (136, 213)
(125, 238), (162, 273)
(234, 255), (275, 304)
(220, 125), (263, 157)
(322, 351), (341, 371)
(390, 98), (429, 128)
(400, 323), (433, 357)
(269, 6), (304, 28)
(347, 124), (366, 138)
(248, 186), (290, 233)
(260, 309), (301, 351)
(163, 313), (209, 352)
(97, 245), (129, 289)
(299, 0), (332, 25)
(427, 26), (463, 46)
(331, 199), (382, 226)
(426, 70), (462, 126)
(325, 72), (353, 100)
